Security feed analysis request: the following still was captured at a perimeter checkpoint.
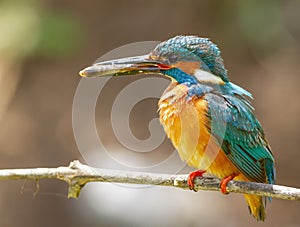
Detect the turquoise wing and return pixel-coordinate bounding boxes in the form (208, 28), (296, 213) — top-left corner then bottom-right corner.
(204, 93), (275, 184)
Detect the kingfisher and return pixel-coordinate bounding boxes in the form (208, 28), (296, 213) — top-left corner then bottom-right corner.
(79, 35), (276, 221)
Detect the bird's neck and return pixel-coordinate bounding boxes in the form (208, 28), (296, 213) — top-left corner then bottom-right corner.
(160, 79), (218, 103)
(163, 68), (198, 85)
(161, 69), (252, 105)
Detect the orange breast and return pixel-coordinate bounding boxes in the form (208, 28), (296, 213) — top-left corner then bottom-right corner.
(158, 82), (242, 179)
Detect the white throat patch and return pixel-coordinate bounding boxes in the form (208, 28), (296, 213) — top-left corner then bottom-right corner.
(194, 69), (224, 84)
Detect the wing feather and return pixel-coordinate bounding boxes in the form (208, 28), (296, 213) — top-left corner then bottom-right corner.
(204, 93), (275, 184)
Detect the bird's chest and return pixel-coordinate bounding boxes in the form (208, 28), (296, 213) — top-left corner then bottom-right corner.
(158, 83), (212, 169)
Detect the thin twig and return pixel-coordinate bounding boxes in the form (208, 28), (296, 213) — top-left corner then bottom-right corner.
(0, 160), (299, 200)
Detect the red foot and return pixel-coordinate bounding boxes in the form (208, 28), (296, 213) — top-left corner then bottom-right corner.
(220, 173), (238, 194)
(187, 170), (206, 191)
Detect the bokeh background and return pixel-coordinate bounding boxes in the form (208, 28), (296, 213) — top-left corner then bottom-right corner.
(0, 0), (299, 226)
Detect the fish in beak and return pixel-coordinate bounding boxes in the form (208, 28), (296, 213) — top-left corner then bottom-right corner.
(79, 55), (169, 78)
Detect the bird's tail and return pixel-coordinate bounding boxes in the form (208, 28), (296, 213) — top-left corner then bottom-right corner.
(243, 194), (266, 221)
(235, 175), (267, 221)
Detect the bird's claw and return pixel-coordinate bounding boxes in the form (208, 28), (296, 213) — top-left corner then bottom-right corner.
(220, 173), (237, 194)
(187, 170), (206, 191)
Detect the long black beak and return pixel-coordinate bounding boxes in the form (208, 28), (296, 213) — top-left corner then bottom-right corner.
(79, 54), (165, 77)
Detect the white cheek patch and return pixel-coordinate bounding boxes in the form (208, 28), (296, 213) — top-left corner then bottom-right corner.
(194, 69), (224, 84)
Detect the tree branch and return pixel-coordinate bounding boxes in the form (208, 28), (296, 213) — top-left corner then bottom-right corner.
(0, 160), (299, 200)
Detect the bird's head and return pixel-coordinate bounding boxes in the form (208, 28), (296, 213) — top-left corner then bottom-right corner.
(80, 35), (229, 85)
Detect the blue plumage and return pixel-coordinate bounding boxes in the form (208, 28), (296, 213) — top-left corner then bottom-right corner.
(205, 93), (275, 184)
(151, 35), (229, 82)
(164, 68), (198, 84)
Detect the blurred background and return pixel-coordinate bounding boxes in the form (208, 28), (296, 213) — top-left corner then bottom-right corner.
(0, 0), (299, 226)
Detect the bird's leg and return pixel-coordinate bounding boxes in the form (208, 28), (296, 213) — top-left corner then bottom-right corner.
(220, 173), (238, 194)
(187, 170), (206, 191)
